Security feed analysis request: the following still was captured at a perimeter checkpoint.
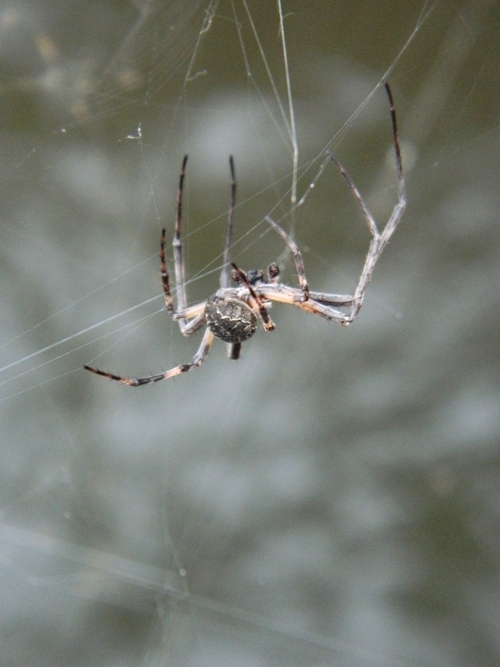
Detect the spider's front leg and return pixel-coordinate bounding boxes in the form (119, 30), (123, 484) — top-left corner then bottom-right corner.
(84, 327), (215, 386)
(231, 263), (275, 332)
(160, 155), (201, 336)
(264, 216), (310, 301)
(328, 82), (406, 323)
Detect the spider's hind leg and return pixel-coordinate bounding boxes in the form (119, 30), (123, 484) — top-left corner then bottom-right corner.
(84, 327), (215, 386)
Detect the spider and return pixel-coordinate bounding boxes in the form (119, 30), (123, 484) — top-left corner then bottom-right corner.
(84, 82), (406, 386)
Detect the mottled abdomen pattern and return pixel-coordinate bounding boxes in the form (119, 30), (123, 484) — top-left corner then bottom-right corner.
(205, 295), (257, 343)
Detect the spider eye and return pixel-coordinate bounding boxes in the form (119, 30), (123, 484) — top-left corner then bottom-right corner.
(268, 263), (280, 282)
(246, 269), (264, 285)
(231, 268), (242, 284)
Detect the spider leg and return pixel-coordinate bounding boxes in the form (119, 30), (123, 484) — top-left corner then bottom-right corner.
(221, 156), (236, 290)
(161, 225), (205, 336)
(231, 263), (275, 332)
(220, 156), (240, 360)
(161, 156), (208, 336)
(160, 155), (199, 336)
(307, 289), (354, 307)
(161, 156), (186, 315)
(260, 284), (354, 308)
(264, 216), (310, 300)
(173, 155), (189, 314)
(260, 287), (348, 324)
(160, 226), (174, 313)
(84, 327), (214, 386)
(328, 81), (406, 323)
(172, 301), (207, 336)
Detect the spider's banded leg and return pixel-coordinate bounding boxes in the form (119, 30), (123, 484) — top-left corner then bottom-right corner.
(376, 82), (406, 250)
(328, 154), (379, 239)
(262, 284), (354, 307)
(328, 82), (406, 323)
(221, 156), (240, 360)
(231, 263), (275, 331)
(84, 328), (215, 386)
(171, 155), (194, 334)
(308, 290), (354, 307)
(326, 153), (381, 321)
(172, 301), (207, 336)
(160, 227), (174, 313)
(385, 82), (405, 202)
(349, 83), (406, 321)
(221, 156), (236, 290)
(264, 216), (310, 300)
(260, 289), (348, 324)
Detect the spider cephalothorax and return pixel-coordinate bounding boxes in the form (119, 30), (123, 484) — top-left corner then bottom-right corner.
(84, 83), (406, 387)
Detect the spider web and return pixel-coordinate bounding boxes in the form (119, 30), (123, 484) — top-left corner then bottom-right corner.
(1, 1), (500, 666)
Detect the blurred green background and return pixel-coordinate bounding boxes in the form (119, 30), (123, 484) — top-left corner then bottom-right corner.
(1, 1), (499, 665)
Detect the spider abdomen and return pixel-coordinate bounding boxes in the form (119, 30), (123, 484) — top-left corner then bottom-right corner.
(205, 294), (257, 344)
